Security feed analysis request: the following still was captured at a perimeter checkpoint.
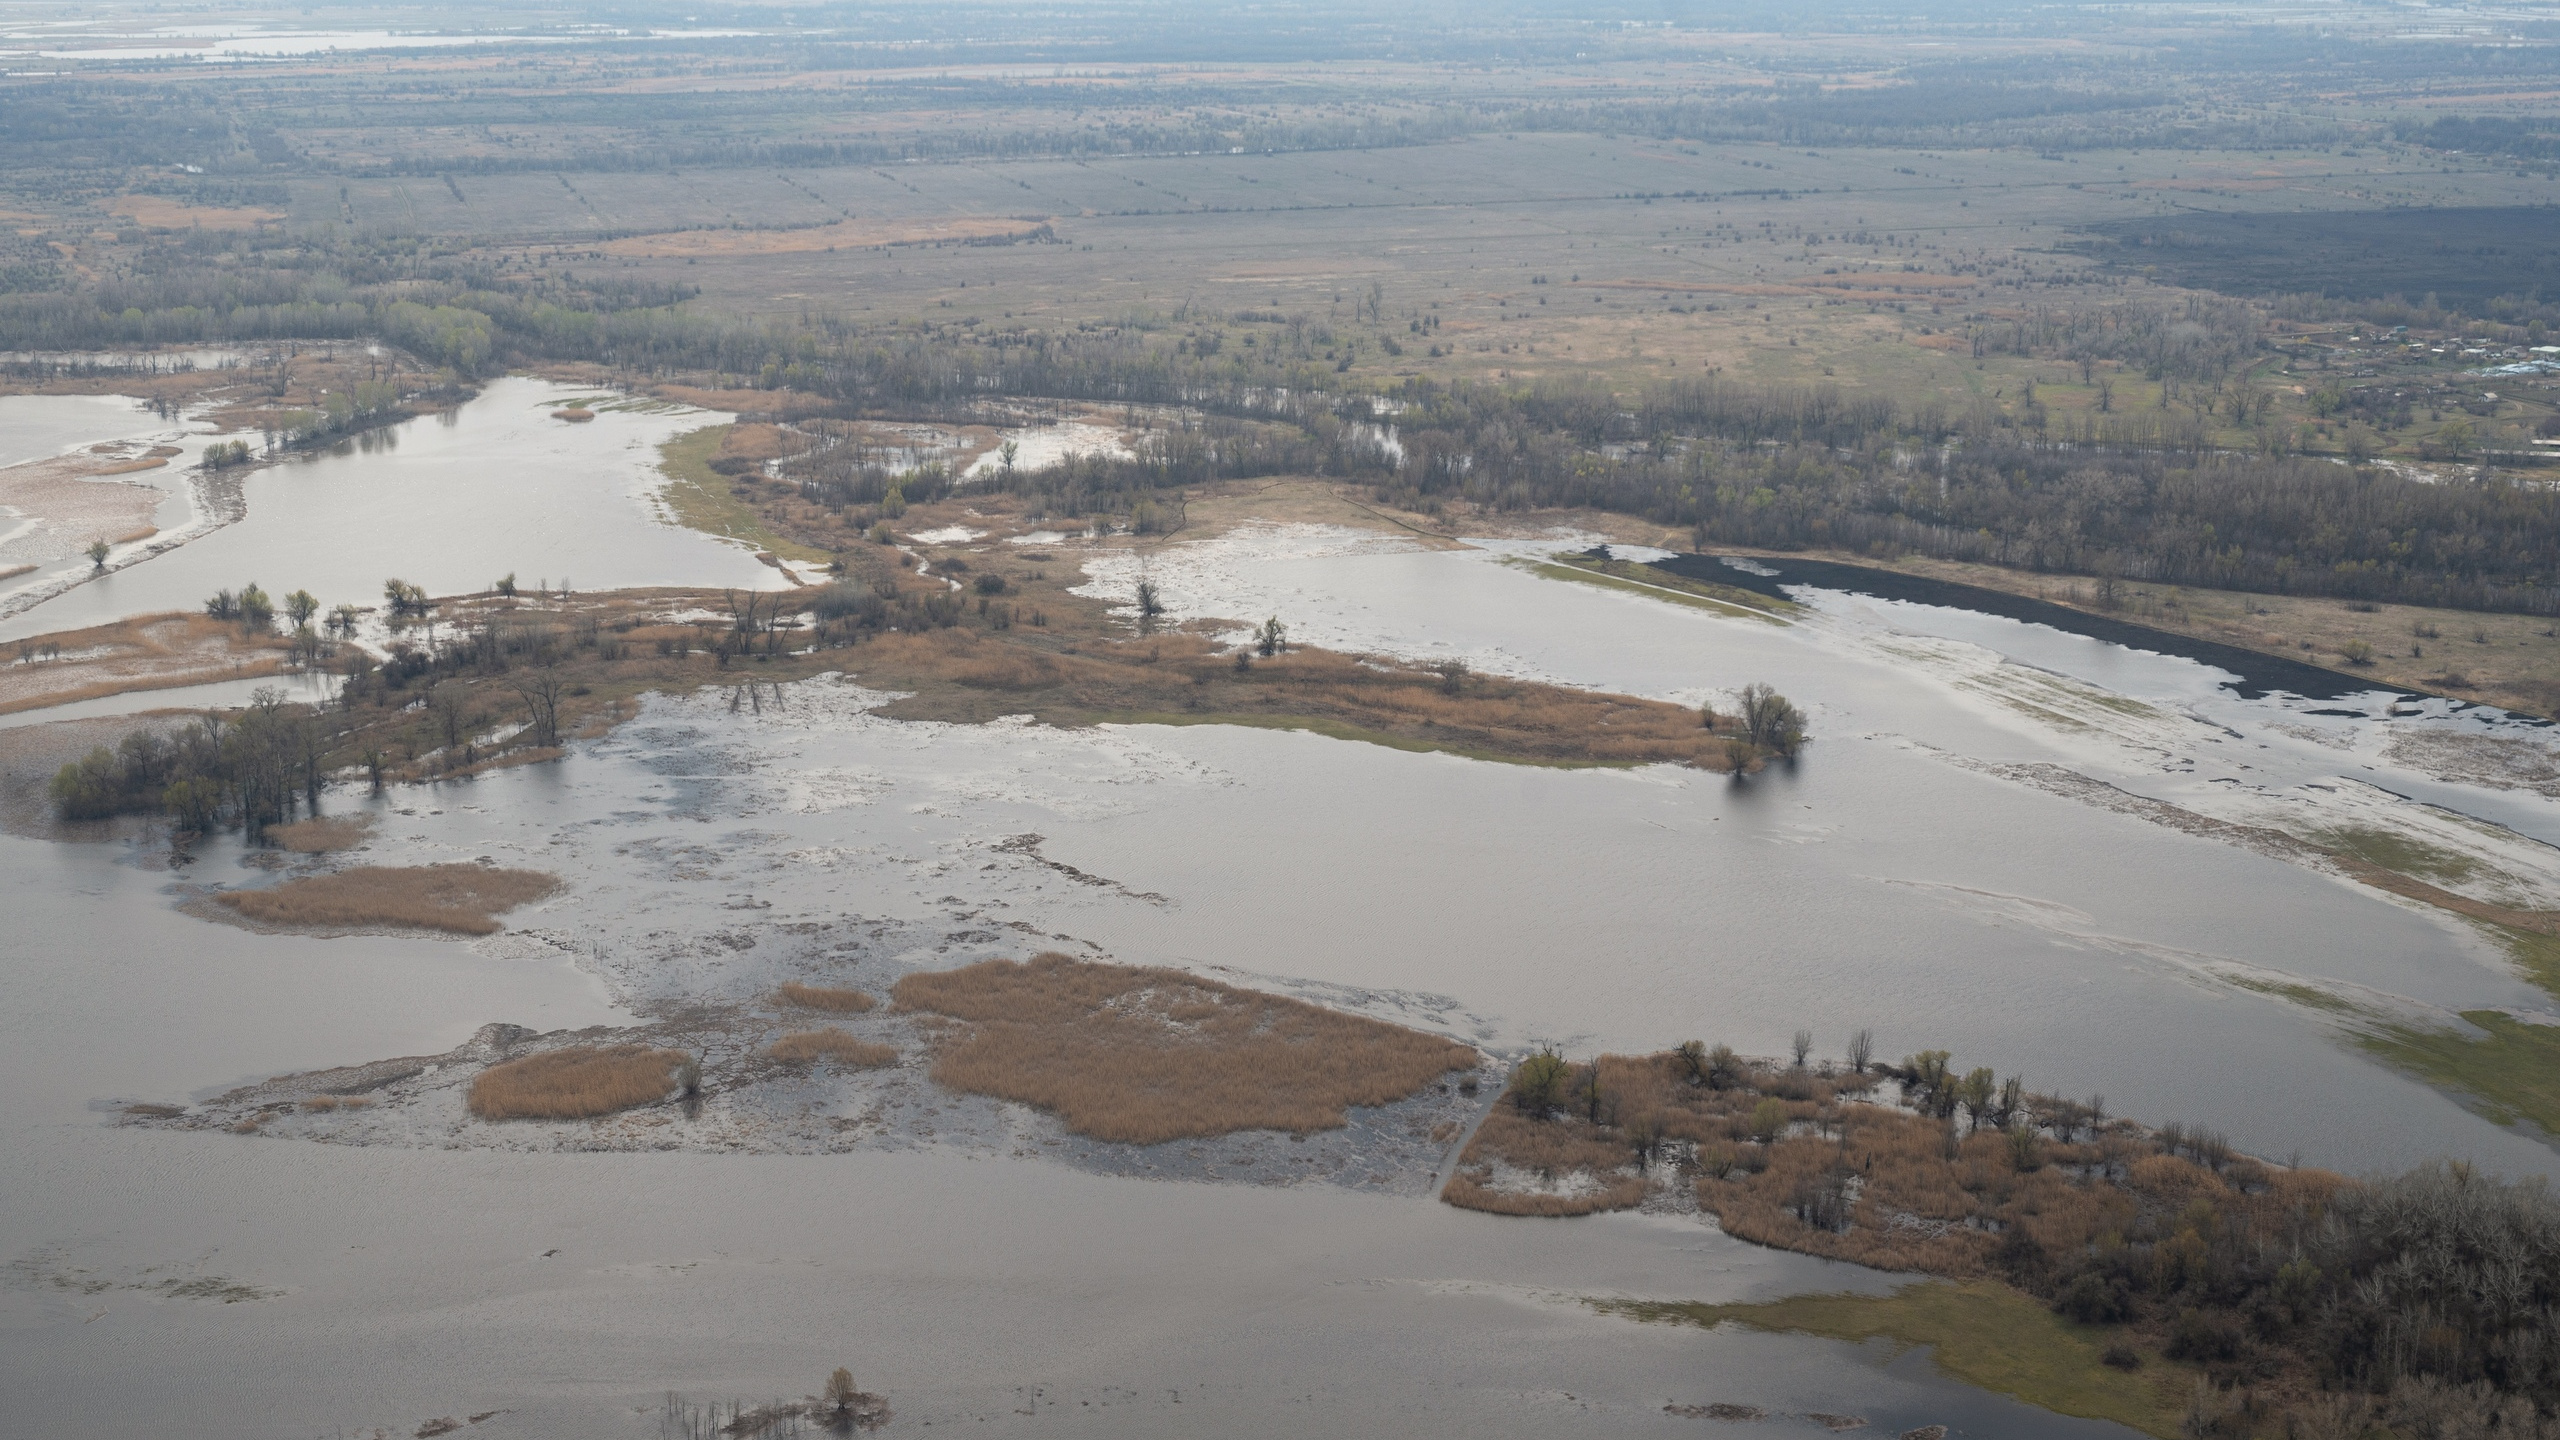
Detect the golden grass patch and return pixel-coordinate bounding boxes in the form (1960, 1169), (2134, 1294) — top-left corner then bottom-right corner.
(769, 1029), (899, 1068)
(1443, 1104), (1651, 1216)
(467, 1045), (692, 1121)
(779, 981), (876, 1013)
(856, 629), (1744, 770)
(0, 612), (291, 716)
(103, 195), (285, 230)
(263, 814), (374, 852)
(215, 864), (558, 935)
(599, 215), (1047, 259)
(894, 953), (1477, 1144)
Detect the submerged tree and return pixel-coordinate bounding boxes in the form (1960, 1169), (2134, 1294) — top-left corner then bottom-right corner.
(1738, 682), (1806, 757)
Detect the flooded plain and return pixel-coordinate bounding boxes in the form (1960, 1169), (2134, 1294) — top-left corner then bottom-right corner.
(8, 396), (2560, 1433)
(0, 376), (781, 643)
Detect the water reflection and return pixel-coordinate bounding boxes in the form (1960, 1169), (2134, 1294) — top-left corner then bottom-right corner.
(0, 376), (784, 644)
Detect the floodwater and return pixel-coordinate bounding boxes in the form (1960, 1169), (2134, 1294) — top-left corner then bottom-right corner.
(9, 425), (2560, 1432)
(0, 376), (782, 643)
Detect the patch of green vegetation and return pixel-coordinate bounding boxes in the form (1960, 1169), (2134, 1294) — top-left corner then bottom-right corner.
(1594, 1281), (2192, 1439)
(1568, 556), (1795, 613)
(1081, 709), (1647, 769)
(655, 425), (832, 563)
(2480, 921), (2560, 998)
(2357, 1008), (2560, 1138)
(2309, 825), (2480, 885)
(2226, 922), (2560, 1139)
(2227, 976), (2359, 1014)
(1527, 560), (1785, 622)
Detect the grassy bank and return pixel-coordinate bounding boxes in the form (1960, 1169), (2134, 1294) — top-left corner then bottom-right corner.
(1596, 1282), (2193, 1439)
(1539, 555), (1794, 622)
(655, 425), (832, 564)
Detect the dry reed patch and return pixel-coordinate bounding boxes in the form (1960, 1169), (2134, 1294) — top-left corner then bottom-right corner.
(1, 612), (291, 716)
(778, 981), (875, 1013)
(215, 864), (558, 935)
(769, 1030), (899, 1068)
(104, 195), (284, 230)
(467, 1045), (691, 1120)
(854, 629), (1743, 769)
(263, 814), (373, 852)
(551, 407), (595, 422)
(1443, 1106), (1650, 1216)
(893, 953), (1477, 1144)
(599, 215), (1046, 259)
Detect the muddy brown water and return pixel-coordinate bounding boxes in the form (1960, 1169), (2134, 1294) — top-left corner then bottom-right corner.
(6, 459), (2560, 1433)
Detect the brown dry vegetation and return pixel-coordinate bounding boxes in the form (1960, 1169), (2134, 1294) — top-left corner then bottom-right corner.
(1443, 1103), (1652, 1215)
(467, 1045), (691, 1120)
(778, 981), (875, 1013)
(768, 1030), (899, 1068)
(103, 195), (285, 230)
(214, 864), (557, 935)
(262, 814), (373, 852)
(0, 612), (290, 716)
(856, 627), (1741, 768)
(892, 953), (1478, 1144)
(1451, 1044), (2408, 1422)
(598, 215), (1046, 259)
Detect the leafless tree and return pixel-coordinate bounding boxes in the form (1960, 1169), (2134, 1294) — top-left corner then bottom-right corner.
(509, 668), (567, 748)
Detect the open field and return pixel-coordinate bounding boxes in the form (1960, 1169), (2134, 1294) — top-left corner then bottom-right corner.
(893, 953), (1477, 1144)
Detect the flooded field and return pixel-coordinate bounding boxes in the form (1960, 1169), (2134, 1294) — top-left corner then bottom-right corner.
(0, 376), (781, 643)
(7, 401), (2560, 1435)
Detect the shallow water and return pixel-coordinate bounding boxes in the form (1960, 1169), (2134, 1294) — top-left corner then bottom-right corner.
(0, 669), (338, 730)
(10, 510), (2560, 1434)
(0, 376), (783, 644)
(0, 391), (183, 468)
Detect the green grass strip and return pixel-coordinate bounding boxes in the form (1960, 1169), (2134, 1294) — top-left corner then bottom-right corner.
(1595, 1281), (2193, 1438)
(655, 425), (833, 563)
(1526, 559), (1789, 622)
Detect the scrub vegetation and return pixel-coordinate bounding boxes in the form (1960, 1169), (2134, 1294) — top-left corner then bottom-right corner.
(892, 953), (1478, 1144)
(466, 1045), (695, 1121)
(214, 864), (558, 935)
(1467, 1038), (2560, 1435)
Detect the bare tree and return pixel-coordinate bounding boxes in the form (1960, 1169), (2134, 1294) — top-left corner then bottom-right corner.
(509, 668), (567, 748)
(1847, 1028), (1873, 1074)
(1792, 1029), (1814, 1069)
(428, 680), (470, 750)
